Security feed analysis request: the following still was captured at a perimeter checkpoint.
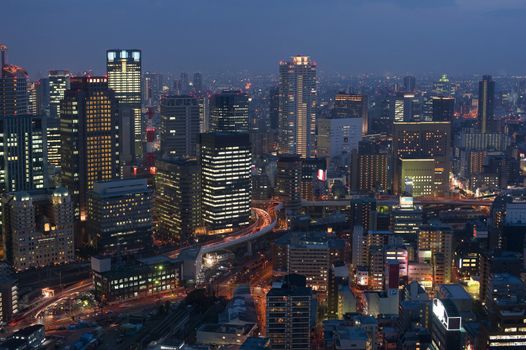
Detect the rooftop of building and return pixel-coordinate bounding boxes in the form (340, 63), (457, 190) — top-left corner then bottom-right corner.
(240, 337), (270, 350)
(438, 284), (472, 300)
(197, 323), (255, 335)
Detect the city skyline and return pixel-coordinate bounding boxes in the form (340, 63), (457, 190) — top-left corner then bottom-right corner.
(3, 0), (526, 77)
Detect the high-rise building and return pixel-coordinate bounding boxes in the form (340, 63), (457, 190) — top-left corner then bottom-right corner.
(333, 93), (368, 134)
(47, 70), (71, 166)
(48, 70), (71, 119)
(350, 141), (389, 193)
(478, 75), (495, 133)
(155, 157), (201, 244)
(193, 72), (203, 94)
(393, 121), (452, 196)
(210, 90), (249, 133)
(276, 154), (302, 213)
(418, 225), (453, 285)
(272, 231), (344, 293)
(0, 114), (47, 193)
(266, 275), (313, 350)
(3, 188), (74, 271)
(200, 132), (251, 235)
(106, 49), (142, 163)
(403, 76), (416, 92)
(432, 97), (454, 122)
(278, 56), (317, 158)
(394, 92), (417, 122)
(0, 45), (28, 116)
(159, 95), (200, 158)
(88, 178), (153, 255)
(60, 76), (120, 223)
(399, 159), (436, 197)
(317, 116), (362, 165)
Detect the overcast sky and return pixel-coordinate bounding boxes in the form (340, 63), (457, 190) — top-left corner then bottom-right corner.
(2, 0), (526, 78)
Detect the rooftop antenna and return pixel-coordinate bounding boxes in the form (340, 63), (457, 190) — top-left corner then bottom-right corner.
(0, 44), (7, 68)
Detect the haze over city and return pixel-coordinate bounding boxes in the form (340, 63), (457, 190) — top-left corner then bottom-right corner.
(3, 0), (526, 76)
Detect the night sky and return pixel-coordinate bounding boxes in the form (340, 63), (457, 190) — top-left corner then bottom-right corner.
(3, 0), (526, 77)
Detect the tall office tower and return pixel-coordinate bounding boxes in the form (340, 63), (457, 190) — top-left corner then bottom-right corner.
(278, 55), (317, 158)
(269, 86), (279, 130)
(143, 72), (163, 107)
(350, 141), (389, 193)
(433, 74), (451, 97)
(399, 159), (435, 197)
(317, 115), (362, 166)
(276, 154), (302, 213)
(198, 96), (210, 133)
(266, 275), (313, 350)
(0, 114), (47, 193)
(0, 45), (29, 116)
(3, 188), (74, 271)
(60, 76), (120, 224)
(193, 72), (203, 94)
(418, 225), (453, 285)
(180, 72), (189, 94)
(48, 70), (71, 119)
(47, 70), (71, 166)
(272, 231), (345, 293)
(333, 93), (369, 134)
(106, 49), (142, 163)
(155, 158), (201, 244)
(478, 75), (495, 133)
(200, 132), (251, 235)
(403, 76), (416, 92)
(349, 195), (377, 235)
(159, 95), (200, 158)
(432, 97), (454, 121)
(393, 121), (452, 196)
(28, 81), (41, 115)
(394, 92), (416, 122)
(209, 90), (249, 132)
(88, 178), (153, 255)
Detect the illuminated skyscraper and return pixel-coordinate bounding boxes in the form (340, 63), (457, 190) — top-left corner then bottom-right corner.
(106, 49), (142, 163)
(393, 121), (452, 196)
(60, 77), (120, 224)
(155, 157), (201, 244)
(160, 95), (200, 158)
(210, 90), (249, 133)
(48, 70), (71, 119)
(0, 44), (28, 116)
(88, 178), (153, 255)
(333, 93), (368, 134)
(478, 75), (495, 133)
(47, 70), (71, 166)
(200, 132), (251, 235)
(278, 55), (317, 158)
